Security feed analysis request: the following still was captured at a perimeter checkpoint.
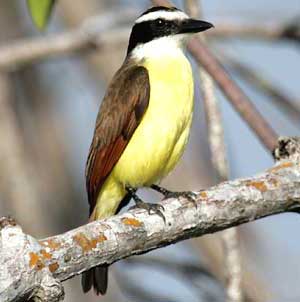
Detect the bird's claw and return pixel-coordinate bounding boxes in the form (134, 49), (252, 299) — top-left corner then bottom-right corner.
(131, 201), (165, 222)
(165, 191), (198, 206)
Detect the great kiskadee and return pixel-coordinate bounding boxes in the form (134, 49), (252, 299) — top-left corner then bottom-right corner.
(82, 6), (213, 295)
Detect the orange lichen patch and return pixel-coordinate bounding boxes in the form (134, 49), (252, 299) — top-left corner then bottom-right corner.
(73, 232), (107, 253)
(89, 239), (98, 249)
(89, 234), (107, 249)
(122, 217), (142, 227)
(40, 249), (52, 260)
(269, 178), (279, 187)
(48, 262), (59, 273)
(40, 239), (61, 250)
(73, 233), (91, 252)
(97, 234), (107, 243)
(29, 252), (39, 268)
(245, 181), (267, 192)
(268, 162), (294, 173)
(200, 191), (208, 199)
(29, 252), (45, 270)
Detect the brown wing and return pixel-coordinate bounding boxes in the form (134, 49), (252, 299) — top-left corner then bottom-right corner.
(86, 64), (150, 216)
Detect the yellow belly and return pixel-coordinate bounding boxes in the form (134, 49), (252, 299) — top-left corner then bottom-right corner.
(94, 54), (194, 218)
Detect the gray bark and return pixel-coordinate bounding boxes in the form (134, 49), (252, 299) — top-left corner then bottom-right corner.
(1, 137), (300, 301)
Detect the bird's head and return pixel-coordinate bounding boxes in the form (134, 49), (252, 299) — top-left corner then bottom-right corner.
(127, 6), (213, 59)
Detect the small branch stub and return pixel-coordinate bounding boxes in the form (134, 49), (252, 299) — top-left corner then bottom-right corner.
(0, 217), (64, 302)
(273, 136), (300, 162)
(0, 216), (17, 229)
(32, 273), (64, 302)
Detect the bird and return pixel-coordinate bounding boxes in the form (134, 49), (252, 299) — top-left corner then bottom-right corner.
(81, 5), (213, 295)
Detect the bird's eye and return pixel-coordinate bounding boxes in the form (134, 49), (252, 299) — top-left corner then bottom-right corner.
(155, 19), (165, 27)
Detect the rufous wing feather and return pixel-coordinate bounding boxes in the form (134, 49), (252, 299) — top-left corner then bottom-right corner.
(85, 64), (150, 216)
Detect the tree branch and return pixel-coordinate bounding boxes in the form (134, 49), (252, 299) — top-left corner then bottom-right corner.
(0, 10), (134, 71)
(185, 1), (243, 300)
(152, 0), (278, 152)
(210, 20), (300, 43)
(0, 12), (298, 71)
(1, 137), (300, 301)
(187, 38), (279, 152)
(222, 53), (300, 121)
(0, 217), (64, 302)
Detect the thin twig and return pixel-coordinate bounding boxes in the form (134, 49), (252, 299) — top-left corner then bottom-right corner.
(185, 1), (243, 301)
(210, 22), (300, 43)
(0, 11), (133, 71)
(152, 0), (278, 152)
(221, 52), (300, 121)
(185, 0), (229, 183)
(188, 39), (279, 152)
(0, 15), (297, 72)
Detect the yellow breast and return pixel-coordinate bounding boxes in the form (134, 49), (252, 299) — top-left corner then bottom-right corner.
(94, 48), (194, 218)
(112, 51), (194, 187)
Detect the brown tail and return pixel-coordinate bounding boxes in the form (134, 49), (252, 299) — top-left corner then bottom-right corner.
(81, 194), (131, 295)
(81, 265), (108, 295)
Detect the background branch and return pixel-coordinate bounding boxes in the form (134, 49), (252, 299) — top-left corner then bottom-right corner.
(221, 53), (300, 121)
(185, 1), (243, 301)
(187, 39), (278, 152)
(152, 0), (278, 152)
(0, 15), (298, 71)
(210, 20), (300, 42)
(0, 10), (134, 71)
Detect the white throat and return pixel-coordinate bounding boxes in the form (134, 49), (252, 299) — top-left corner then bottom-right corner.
(131, 36), (187, 61)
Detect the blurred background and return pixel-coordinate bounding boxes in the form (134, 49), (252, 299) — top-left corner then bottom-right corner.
(0, 0), (299, 301)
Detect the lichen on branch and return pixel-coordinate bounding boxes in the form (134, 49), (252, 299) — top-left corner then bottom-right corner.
(1, 137), (300, 302)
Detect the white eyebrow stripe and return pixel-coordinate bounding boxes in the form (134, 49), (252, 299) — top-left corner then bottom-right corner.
(135, 11), (189, 24)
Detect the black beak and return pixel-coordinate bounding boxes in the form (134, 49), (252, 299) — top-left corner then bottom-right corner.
(179, 19), (214, 34)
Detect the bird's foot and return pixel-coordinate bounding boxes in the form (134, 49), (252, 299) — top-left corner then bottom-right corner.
(126, 186), (165, 222)
(151, 184), (198, 206)
(132, 200), (165, 222)
(166, 191), (198, 205)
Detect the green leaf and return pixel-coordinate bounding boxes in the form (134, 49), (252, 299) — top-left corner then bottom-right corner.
(27, 0), (56, 30)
